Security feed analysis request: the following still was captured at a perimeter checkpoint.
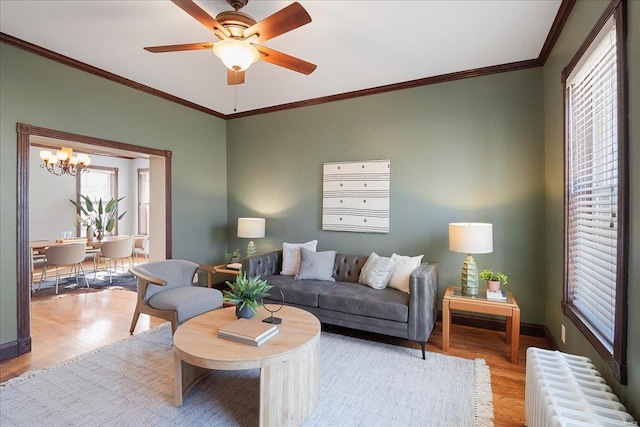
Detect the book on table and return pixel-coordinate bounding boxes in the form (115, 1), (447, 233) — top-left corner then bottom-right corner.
(218, 317), (280, 346)
(486, 290), (507, 301)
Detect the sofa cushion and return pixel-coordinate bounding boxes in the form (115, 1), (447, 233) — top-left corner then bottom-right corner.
(281, 240), (318, 275)
(295, 248), (336, 281)
(358, 252), (395, 289)
(388, 253), (424, 294)
(265, 275), (336, 308)
(318, 282), (409, 323)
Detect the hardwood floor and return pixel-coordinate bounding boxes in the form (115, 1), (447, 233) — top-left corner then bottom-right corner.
(0, 285), (549, 427)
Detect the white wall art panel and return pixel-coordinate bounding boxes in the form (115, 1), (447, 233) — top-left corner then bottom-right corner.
(322, 160), (390, 233)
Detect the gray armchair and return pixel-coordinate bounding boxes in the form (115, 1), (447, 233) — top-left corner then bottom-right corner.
(129, 259), (223, 334)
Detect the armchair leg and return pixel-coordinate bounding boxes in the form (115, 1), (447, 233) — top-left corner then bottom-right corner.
(129, 305), (141, 335)
(420, 342), (425, 360)
(170, 314), (178, 335)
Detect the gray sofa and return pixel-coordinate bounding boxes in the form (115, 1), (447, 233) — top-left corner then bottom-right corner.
(243, 250), (438, 359)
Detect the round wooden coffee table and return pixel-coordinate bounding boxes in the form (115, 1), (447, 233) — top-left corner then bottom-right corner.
(173, 305), (321, 427)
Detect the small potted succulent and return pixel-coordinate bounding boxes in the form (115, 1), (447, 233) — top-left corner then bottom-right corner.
(223, 271), (272, 319)
(225, 249), (242, 264)
(479, 269), (508, 292)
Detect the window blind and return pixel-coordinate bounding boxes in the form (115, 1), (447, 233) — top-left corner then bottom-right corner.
(138, 169), (150, 235)
(566, 22), (617, 349)
(139, 170), (150, 204)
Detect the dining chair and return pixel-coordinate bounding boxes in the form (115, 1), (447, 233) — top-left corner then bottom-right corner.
(30, 246), (47, 292)
(133, 235), (149, 265)
(95, 237), (134, 283)
(42, 243), (89, 294)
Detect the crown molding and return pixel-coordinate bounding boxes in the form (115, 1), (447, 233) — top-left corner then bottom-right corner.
(1, 0), (574, 119)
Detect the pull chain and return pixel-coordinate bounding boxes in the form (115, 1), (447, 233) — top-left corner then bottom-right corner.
(233, 70), (239, 112)
(234, 84), (238, 112)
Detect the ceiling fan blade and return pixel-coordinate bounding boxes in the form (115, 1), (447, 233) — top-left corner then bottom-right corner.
(144, 42), (214, 53)
(227, 69), (246, 85)
(243, 2), (311, 44)
(171, 0), (231, 40)
(256, 45), (316, 75)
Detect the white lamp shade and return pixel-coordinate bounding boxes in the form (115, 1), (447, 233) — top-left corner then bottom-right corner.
(449, 223), (493, 254)
(237, 218), (265, 239)
(213, 40), (260, 72)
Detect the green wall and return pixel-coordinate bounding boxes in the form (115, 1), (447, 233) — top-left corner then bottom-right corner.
(0, 44), (228, 344)
(227, 68), (546, 324)
(543, 0), (640, 417)
(2, 1), (638, 418)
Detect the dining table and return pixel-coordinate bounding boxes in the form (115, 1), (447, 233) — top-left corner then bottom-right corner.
(29, 235), (141, 290)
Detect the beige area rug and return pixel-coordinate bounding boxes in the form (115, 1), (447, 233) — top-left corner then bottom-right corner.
(0, 324), (493, 427)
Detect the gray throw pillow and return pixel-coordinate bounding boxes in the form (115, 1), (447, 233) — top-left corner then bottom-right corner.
(295, 247), (336, 281)
(358, 252), (395, 289)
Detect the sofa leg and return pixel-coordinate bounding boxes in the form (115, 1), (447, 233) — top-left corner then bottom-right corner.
(420, 342), (425, 360)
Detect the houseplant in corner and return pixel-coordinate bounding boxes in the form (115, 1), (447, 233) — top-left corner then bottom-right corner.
(225, 249), (242, 264)
(479, 269), (508, 292)
(224, 271), (272, 319)
(69, 195), (127, 241)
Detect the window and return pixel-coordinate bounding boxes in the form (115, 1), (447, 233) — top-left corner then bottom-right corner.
(138, 168), (150, 235)
(562, 0), (628, 383)
(75, 166), (119, 236)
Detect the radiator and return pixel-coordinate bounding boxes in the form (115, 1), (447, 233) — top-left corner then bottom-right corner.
(525, 347), (636, 427)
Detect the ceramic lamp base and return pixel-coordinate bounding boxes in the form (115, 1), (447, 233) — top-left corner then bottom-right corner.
(460, 254), (479, 296)
(246, 240), (256, 256)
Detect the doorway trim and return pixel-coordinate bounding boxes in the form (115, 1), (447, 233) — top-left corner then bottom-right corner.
(12, 122), (172, 358)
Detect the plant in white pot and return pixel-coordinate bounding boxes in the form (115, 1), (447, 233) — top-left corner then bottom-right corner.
(223, 271), (272, 319)
(479, 269), (508, 292)
(69, 195), (127, 241)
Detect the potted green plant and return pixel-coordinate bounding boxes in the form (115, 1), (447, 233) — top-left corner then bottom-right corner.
(69, 195), (126, 241)
(223, 271), (273, 319)
(479, 269), (508, 292)
(225, 249), (242, 264)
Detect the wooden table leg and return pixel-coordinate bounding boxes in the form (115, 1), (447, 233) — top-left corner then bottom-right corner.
(174, 354), (184, 406)
(174, 354), (211, 406)
(259, 339), (319, 427)
(510, 307), (520, 364)
(442, 299), (451, 352)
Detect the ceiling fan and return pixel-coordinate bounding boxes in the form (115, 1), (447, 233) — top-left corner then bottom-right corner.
(144, 0), (316, 85)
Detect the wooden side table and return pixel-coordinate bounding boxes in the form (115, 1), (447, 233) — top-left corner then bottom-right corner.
(442, 286), (521, 364)
(213, 264), (241, 275)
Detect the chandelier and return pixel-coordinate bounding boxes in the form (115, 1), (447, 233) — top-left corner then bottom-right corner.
(39, 147), (91, 177)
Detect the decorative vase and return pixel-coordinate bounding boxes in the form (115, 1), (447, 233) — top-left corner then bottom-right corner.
(487, 280), (501, 292)
(235, 304), (255, 319)
(96, 230), (104, 241)
(87, 226), (94, 242)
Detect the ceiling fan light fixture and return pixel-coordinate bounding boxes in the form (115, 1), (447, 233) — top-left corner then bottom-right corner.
(213, 39), (259, 72)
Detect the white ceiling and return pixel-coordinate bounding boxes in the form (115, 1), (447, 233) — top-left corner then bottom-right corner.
(0, 1), (562, 116)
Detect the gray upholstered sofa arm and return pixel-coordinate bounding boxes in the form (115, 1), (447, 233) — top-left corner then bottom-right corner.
(243, 250), (283, 279)
(407, 262), (438, 342)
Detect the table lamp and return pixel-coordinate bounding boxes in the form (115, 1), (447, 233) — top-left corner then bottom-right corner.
(237, 218), (265, 256)
(449, 223), (493, 296)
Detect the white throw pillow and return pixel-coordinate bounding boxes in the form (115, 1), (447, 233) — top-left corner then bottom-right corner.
(388, 253), (424, 294)
(281, 240), (318, 275)
(358, 252), (395, 290)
